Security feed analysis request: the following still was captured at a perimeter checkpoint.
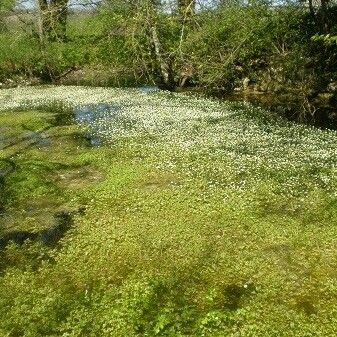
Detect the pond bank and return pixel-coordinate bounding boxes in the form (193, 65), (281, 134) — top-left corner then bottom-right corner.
(176, 86), (337, 129)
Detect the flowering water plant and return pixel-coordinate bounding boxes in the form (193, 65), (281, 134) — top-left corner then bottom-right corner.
(1, 86), (337, 336)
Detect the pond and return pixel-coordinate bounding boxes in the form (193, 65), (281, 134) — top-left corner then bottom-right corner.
(1, 86), (337, 336)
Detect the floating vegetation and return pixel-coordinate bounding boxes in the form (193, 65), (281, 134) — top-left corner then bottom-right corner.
(0, 86), (337, 336)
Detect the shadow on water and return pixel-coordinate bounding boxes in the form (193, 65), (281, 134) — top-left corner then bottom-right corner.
(0, 208), (84, 249)
(0, 102), (123, 255)
(178, 87), (337, 129)
(40, 210), (74, 246)
(216, 91), (337, 130)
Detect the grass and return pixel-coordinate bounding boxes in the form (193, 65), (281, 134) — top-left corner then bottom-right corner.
(0, 86), (337, 336)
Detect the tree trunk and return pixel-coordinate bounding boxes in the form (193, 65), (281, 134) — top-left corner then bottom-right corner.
(308, 0), (316, 21)
(177, 0), (195, 20)
(150, 24), (171, 86)
(146, 0), (175, 89)
(38, 0), (68, 42)
(38, 0), (51, 42)
(50, 0), (68, 41)
(319, 0), (330, 33)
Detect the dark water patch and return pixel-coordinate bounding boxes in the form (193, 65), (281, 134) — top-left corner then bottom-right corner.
(48, 102), (124, 146)
(87, 135), (102, 147)
(50, 112), (75, 127)
(48, 104), (120, 145)
(23, 131), (51, 148)
(0, 208), (83, 249)
(73, 132), (102, 148)
(73, 103), (122, 145)
(0, 134), (21, 150)
(74, 103), (121, 124)
(33, 132), (51, 148)
(40, 210), (74, 246)
(0, 130), (51, 152)
(138, 86), (160, 94)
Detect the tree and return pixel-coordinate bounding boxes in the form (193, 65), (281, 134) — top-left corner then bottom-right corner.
(306, 0), (334, 33)
(124, 0), (196, 89)
(177, 0), (195, 19)
(38, 0), (69, 42)
(0, 0), (15, 31)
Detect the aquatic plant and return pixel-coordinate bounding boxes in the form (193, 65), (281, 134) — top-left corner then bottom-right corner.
(1, 86), (337, 336)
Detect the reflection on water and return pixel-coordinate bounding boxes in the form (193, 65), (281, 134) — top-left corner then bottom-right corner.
(73, 103), (122, 146)
(138, 86), (160, 94)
